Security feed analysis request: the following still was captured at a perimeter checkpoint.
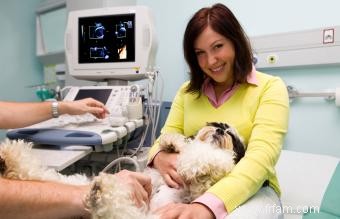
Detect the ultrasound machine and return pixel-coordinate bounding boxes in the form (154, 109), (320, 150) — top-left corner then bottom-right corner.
(7, 6), (159, 172)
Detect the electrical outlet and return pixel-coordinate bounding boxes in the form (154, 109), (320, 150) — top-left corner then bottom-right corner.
(323, 28), (334, 44)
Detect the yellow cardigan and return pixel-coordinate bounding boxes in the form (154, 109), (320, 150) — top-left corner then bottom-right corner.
(148, 71), (289, 212)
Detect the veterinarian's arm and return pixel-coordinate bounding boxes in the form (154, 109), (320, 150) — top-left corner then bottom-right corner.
(0, 98), (108, 129)
(0, 178), (90, 219)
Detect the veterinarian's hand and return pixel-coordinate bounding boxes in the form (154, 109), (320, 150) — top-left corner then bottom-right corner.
(153, 151), (184, 189)
(115, 170), (152, 207)
(59, 98), (109, 119)
(155, 203), (214, 219)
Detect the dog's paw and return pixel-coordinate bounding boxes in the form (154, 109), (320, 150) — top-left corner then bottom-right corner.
(159, 133), (187, 153)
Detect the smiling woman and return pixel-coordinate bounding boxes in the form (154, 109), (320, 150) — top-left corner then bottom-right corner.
(147, 3), (289, 219)
(194, 26), (235, 99)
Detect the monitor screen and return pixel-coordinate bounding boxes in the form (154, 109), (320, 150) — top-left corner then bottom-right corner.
(78, 14), (135, 63)
(74, 89), (112, 104)
(65, 6), (157, 81)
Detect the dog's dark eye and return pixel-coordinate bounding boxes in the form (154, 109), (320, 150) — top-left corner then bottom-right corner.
(216, 128), (224, 135)
(212, 134), (223, 147)
(223, 123), (230, 129)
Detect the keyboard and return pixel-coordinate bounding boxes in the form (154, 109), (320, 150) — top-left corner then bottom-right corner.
(29, 113), (101, 129)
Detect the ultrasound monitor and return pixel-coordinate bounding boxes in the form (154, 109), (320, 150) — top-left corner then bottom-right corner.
(65, 6), (157, 82)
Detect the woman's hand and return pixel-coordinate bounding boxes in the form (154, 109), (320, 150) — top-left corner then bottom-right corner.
(153, 151), (184, 189)
(155, 203), (215, 219)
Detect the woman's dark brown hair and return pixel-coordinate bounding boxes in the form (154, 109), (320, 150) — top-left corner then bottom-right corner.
(183, 3), (253, 95)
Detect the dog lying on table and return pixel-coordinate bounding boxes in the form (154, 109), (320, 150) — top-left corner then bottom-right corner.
(0, 122), (245, 219)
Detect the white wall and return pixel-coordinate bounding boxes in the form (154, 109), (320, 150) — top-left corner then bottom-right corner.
(0, 0), (44, 139)
(0, 0), (44, 101)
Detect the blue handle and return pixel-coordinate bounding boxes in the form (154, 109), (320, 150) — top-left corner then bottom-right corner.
(7, 128), (102, 146)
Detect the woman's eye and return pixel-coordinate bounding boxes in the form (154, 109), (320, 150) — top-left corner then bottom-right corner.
(195, 51), (204, 56)
(214, 44), (223, 49)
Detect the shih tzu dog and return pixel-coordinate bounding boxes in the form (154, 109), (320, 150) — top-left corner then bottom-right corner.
(86, 122), (246, 219)
(0, 122), (245, 219)
(148, 122), (246, 209)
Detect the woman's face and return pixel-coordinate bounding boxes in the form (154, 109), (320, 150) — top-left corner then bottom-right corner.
(194, 26), (235, 86)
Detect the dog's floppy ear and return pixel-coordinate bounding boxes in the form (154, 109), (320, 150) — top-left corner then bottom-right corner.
(226, 130), (246, 163)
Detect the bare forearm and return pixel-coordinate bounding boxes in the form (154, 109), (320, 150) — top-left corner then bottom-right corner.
(0, 98), (108, 129)
(0, 178), (89, 219)
(0, 101), (52, 129)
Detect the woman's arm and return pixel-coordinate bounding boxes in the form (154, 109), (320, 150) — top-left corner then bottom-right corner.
(148, 83), (187, 160)
(148, 83), (187, 188)
(207, 76), (289, 212)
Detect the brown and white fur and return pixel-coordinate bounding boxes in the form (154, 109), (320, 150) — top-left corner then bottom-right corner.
(86, 122), (246, 219)
(148, 122), (246, 209)
(0, 122), (245, 219)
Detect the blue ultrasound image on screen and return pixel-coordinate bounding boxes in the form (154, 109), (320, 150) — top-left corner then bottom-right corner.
(78, 14), (135, 63)
(89, 23), (105, 39)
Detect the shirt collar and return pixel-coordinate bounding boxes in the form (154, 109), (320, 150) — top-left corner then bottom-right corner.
(246, 65), (258, 85)
(201, 65), (258, 108)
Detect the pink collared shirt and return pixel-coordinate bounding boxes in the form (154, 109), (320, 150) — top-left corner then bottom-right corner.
(195, 67), (258, 218)
(202, 66), (258, 108)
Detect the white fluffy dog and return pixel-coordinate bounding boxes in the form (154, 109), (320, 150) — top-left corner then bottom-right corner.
(85, 122), (246, 219)
(0, 122), (245, 219)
